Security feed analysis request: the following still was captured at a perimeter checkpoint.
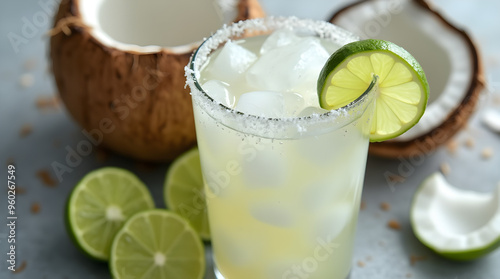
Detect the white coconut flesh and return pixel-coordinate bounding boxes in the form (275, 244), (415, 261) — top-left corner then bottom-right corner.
(482, 109), (500, 133)
(78, 0), (235, 53)
(411, 172), (500, 254)
(331, 0), (474, 141)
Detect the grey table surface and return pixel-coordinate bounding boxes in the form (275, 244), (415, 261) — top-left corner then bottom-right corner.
(1, 0), (500, 278)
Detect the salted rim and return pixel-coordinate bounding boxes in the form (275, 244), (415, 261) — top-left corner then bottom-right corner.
(186, 16), (377, 139)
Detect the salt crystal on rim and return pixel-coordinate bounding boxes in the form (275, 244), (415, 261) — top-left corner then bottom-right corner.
(185, 17), (372, 139)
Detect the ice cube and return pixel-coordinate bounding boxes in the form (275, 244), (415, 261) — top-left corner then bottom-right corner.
(283, 92), (307, 116)
(250, 201), (294, 228)
(260, 29), (301, 54)
(246, 37), (329, 93)
(302, 179), (353, 212)
(207, 41), (257, 83)
(297, 106), (329, 117)
(235, 91), (307, 118)
(202, 80), (236, 108)
(315, 202), (353, 242)
(234, 91), (285, 117)
(241, 144), (287, 189)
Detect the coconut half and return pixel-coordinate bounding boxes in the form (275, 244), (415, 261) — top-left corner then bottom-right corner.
(50, 0), (264, 162)
(411, 172), (500, 260)
(330, 0), (485, 158)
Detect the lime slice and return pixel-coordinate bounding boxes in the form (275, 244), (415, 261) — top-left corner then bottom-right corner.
(110, 209), (205, 279)
(164, 148), (210, 240)
(66, 167), (155, 261)
(411, 172), (500, 261)
(317, 39), (429, 141)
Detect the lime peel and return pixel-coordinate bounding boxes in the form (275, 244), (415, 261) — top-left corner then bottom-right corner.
(164, 148), (211, 240)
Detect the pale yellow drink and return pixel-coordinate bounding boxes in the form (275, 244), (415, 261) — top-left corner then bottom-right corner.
(187, 17), (376, 279)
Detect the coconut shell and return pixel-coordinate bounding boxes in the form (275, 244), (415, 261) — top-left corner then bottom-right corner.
(329, 0), (485, 158)
(50, 0), (265, 162)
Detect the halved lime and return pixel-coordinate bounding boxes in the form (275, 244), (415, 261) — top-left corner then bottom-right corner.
(317, 39), (429, 141)
(164, 148), (210, 240)
(110, 209), (205, 279)
(66, 167), (155, 261)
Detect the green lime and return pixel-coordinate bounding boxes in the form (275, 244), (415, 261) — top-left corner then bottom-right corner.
(317, 39), (429, 141)
(66, 167), (154, 261)
(164, 148), (210, 240)
(110, 209), (205, 279)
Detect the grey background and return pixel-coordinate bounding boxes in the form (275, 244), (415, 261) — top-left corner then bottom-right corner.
(1, 0), (500, 278)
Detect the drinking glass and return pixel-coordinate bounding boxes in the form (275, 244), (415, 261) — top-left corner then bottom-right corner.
(186, 17), (377, 279)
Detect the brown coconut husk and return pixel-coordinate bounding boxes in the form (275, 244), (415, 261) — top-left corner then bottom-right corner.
(50, 0), (265, 162)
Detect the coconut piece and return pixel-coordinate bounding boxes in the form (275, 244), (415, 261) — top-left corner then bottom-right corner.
(482, 109), (500, 133)
(388, 174), (406, 184)
(31, 202), (41, 214)
(494, 96), (500, 106)
(19, 124), (33, 138)
(36, 169), (57, 187)
(388, 219), (401, 230)
(446, 139), (459, 155)
(440, 162), (451, 176)
(465, 137), (475, 148)
(50, 0), (264, 162)
(380, 202), (391, 211)
(19, 73), (34, 88)
(330, 0), (484, 158)
(360, 200), (367, 210)
(16, 186), (26, 195)
(409, 254), (427, 266)
(36, 95), (60, 110)
(411, 173), (500, 260)
(481, 147), (494, 160)
(23, 59), (37, 71)
(12, 261), (27, 274)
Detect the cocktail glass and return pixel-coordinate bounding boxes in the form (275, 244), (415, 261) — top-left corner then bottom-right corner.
(186, 17), (377, 279)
